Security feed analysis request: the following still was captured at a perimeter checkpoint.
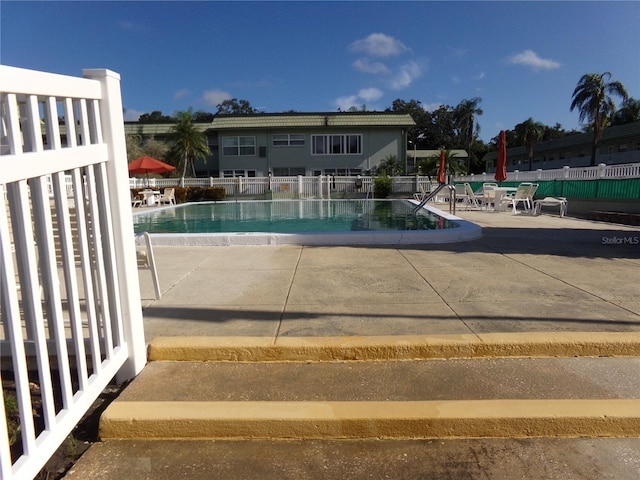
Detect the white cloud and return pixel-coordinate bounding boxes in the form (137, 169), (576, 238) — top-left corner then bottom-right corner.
(334, 95), (360, 111)
(123, 108), (145, 121)
(474, 72), (485, 80)
(353, 58), (391, 75)
(451, 75), (461, 85)
(509, 49), (560, 71)
(358, 87), (384, 102)
(202, 89), (232, 107)
(390, 61), (421, 90)
(422, 102), (443, 112)
(174, 89), (190, 101)
(350, 33), (409, 57)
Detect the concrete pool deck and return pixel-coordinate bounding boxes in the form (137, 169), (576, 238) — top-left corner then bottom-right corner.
(66, 210), (640, 480)
(138, 209), (640, 342)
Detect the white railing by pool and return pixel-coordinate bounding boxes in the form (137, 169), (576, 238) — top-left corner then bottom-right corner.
(130, 175), (436, 199)
(455, 162), (640, 183)
(1, 66), (146, 480)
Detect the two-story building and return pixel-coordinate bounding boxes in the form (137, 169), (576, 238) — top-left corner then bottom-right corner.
(483, 121), (640, 173)
(124, 112), (416, 177)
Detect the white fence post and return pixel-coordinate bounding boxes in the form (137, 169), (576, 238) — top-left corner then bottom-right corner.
(597, 163), (606, 178)
(83, 69), (146, 382)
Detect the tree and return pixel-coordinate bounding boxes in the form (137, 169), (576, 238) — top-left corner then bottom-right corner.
(611, 98), (640, 125)
(416, 150), (466, 180)
(515, 118), (545, 171)
(453, 98), (483, 173)
(169, 108), (211, 185)
(216, 99), (258, 114)
(374, 154), (405, 176)
(138, 110), (174, 123)
(570, 72), (629, 166)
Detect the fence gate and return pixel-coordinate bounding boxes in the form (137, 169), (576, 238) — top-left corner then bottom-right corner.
(0, 66), (146, 480)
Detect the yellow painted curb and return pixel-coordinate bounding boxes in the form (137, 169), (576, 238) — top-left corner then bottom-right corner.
(100, 399), (640, 440)
(147, 332), (640, 362)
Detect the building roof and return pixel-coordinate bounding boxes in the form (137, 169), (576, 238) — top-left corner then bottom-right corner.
(124, 112), (415, 136)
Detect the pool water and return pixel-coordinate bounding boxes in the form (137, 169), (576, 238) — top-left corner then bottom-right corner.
(133, 199), (457, 235)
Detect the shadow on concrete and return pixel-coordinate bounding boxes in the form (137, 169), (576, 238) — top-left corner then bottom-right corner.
(142, 305), (640, 330)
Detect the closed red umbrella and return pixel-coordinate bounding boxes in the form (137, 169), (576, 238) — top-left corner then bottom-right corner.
(495, 130), (507, 183)
(437, 149), (446, 184)
(128, 156), (175, 187)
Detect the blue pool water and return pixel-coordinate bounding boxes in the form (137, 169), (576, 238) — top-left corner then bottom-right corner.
(133, 199), (457, 235)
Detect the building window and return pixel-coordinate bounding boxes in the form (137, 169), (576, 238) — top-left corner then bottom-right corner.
(222, 136), (256, 156)
(273, 167), (306, 176)
(311, 134), (362, 155)
(222, 169), (256, 178)
(272, 134), (305, 147)
(619, 144), (628, 152)
(322, 168), (362, 176)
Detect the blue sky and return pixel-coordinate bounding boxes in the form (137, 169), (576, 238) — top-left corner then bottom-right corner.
(2, 1), (638, 141)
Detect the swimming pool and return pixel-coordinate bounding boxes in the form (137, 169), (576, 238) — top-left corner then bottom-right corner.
(133, 199), (481, 245)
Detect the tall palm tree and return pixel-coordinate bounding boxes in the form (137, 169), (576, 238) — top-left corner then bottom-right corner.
(170, 109), (211, 186)
(570, 72), (628, 166)
(453, 98), (483, 174)
(515, 117), (545, 171)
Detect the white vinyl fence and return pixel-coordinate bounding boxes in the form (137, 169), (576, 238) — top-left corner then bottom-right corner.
(456, 162), (640, 183)
(1, 66), (146, 480)
(131, 175), (436, 199)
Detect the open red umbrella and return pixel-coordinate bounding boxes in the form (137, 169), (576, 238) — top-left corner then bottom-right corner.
(437, 149), (446, 184)
(128, 156), (175, 186)
(495, 130), (507, 183)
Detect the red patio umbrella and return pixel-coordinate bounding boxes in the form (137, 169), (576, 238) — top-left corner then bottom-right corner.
(437, 149), (446, 184)
(495, 130), (508, 183)
(128, 156), (175, 186)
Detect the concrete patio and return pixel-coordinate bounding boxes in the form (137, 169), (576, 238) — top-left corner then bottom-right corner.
(66, 210), (640, 479)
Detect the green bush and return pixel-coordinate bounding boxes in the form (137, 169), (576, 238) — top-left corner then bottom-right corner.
(373, 174), (393, 198)
(185, 187), (226, 202)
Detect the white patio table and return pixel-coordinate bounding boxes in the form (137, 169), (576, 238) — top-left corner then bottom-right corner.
(139, 190), (160, 206)
(483, 187), (517, 211)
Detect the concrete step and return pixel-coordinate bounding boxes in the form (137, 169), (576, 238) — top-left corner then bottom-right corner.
(100, 342), (640, 440)
(65, 437), (640, 480)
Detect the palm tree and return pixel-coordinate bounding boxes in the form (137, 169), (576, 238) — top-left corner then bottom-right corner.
(453, 98), (483, 174)
(570, 72), (628, 166)
(170, 109), (211, 186)
(416, 150), (465, 180)
(515, 118), (545, 171)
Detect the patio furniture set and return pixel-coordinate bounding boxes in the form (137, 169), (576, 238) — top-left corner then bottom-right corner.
(417, 182), (567, 216)
(131, 187), (176, 208)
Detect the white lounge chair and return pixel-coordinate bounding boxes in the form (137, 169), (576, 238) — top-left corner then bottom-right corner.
(413, 183), (431, 202)
(501, 183), (538, 214)
(534, 197), (568, 217)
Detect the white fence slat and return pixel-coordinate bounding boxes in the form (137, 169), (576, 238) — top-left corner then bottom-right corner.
(52, 171), (90, 391)
(31, 176), (75, 410)
(95, 162), (126, 345)
(72, 168), (103, 376)
(3, 93), (23, 155)
(63, 97), (78, 149)
(6, 181), (44, 455)
(0, 184), (37, 472)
